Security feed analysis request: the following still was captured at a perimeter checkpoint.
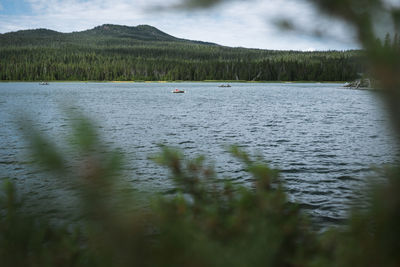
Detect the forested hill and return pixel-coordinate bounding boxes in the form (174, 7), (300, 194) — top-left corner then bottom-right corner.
(0, 24), (365, 81)
(0, 24), (216, 46)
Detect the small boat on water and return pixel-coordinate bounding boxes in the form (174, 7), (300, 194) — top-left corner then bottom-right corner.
(39, 82), (49, 85)
(218, 84), (231, 88)
(172, 89), (185, 93)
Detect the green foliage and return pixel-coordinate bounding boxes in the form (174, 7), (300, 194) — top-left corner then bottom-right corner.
(309, 167), (400, 267)
(1, 114), (320, 267)
(151, 145), (317, 267)
(0, 24), (363, 81)
(2, 1), (400, 266)
(2, 111), (400, 266)
(0, 180), (87, 267)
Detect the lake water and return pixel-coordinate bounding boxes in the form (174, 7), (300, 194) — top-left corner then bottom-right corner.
(0, 82), (398, 226)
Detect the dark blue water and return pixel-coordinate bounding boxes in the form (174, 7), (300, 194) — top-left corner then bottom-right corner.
(0, 82), (397, 225)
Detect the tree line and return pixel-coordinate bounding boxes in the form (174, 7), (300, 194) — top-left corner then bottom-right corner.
(0, 30), (365, 81)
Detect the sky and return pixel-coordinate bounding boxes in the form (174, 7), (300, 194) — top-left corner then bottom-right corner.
(0, 0), (360, 51)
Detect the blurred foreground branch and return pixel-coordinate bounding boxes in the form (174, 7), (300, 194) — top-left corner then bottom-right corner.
(1, 0), (400, 266)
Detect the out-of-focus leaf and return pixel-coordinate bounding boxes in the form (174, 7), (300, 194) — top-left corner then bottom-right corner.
(19, 119), (66, 172)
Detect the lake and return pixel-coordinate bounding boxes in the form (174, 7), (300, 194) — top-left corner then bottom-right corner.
(0, 82), (398, 226)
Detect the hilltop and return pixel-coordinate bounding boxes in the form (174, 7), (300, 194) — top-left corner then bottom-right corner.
(0, 24), (216, 47)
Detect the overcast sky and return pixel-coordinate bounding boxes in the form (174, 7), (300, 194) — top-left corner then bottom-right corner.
(0, 0), (360, 51)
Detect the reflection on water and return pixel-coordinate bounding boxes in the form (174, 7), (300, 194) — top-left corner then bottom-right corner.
(0, 82), (397, 226)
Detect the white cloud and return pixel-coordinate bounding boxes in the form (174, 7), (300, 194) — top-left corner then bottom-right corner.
(0, 0), (359, 50)
(157, 0), (358, 50)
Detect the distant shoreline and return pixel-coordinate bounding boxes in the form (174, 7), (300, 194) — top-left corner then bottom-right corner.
(0, 80), (346, 84)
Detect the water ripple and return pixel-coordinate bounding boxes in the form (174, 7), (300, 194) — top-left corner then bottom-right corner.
(0, 82), (398, 228)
